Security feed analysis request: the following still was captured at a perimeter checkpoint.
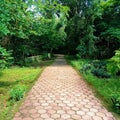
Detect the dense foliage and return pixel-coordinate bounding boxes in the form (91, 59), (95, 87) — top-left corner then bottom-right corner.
(60, 0), (120, 59)
(94, 0), (120, 59)
(0, 0), (120, 118)
(0, 46), (13, 70)
(80, 60), (111, 78)
(0, 0), (68, 65)
(0, 0), (120, 65)
(110, 49), (120, 75)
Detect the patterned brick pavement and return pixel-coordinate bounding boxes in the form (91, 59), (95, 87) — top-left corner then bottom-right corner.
(13, 55), (116, 120)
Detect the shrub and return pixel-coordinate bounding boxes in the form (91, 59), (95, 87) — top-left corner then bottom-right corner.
(10, 85), (26, 101)
(80, 64), (92, 74)
(76, 44), (87, 58)
(111, 93), (120, 113)
(91, 60), (107, 70)
(108, 49), (120, 76)
(0, 46), (13, 70)
(91, 68), (110, 78)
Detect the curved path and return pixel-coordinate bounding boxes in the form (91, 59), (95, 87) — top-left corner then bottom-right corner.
(14, 55), (115, 120)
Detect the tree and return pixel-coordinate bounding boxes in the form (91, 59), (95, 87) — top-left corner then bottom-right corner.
(60, 0), (100, 58)
(94, 0), (120, 58)
(0, 0), (68, 64)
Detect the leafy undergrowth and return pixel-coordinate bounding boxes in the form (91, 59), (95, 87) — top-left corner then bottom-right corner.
(0, 60), (53, 120)
(66, 56), (120, 119)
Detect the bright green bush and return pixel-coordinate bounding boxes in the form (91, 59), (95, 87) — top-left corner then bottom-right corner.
(111, 49), (120, 69)
(0, 46), (13, 70)
(108, 49), (120, 76)
(10, 85), (26, 101)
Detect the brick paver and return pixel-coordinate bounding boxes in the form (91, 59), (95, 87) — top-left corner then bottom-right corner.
(13, 55), (115, 120)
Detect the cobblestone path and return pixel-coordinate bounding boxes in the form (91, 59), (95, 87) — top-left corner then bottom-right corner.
(13, 55), (115, 120)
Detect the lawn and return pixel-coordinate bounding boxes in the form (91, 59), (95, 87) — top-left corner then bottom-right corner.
(66, 56), (120, 119)
(0, 59), (53, 120)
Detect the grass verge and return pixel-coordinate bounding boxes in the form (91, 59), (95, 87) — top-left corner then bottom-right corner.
(0, 59), (54, 120)
(66, 55), (120, 119)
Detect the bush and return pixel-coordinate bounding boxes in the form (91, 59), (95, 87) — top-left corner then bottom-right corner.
(111, 93), (120, 113)
(0, 46), (13, 70)
(81, 60), (110, 78)
(91, 60), (107, 70)
(108, 49), (120, 76)
(91, 68), (110, 78)
(87, 60), (110, 78)
(10, 85), (26, 101)
(76, 44), (87, 58)
(80, 64), (92, 74)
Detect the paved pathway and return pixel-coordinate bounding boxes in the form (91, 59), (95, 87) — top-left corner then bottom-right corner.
(13, 55), (115, 120)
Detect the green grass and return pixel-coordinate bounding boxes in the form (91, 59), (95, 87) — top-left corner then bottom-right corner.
(0, 59), (54, 120)
(66, 56), (120, 119)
